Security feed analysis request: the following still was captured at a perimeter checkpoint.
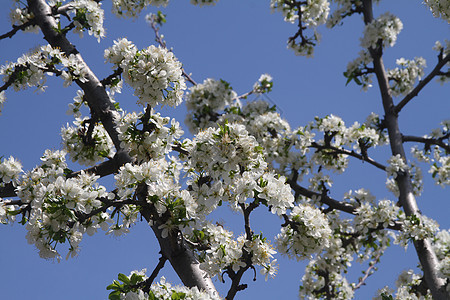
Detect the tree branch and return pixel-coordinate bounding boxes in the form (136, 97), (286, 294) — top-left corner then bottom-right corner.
(136, 184), (218, 296)
(403, 134), (450, 153)
(148, 14), (197, 86)
(353, 251), (382, 290)
(287, 176), (357, 215)
(140, 254), (168, 293)
(362, 1), (448, 298)
(310, 142), (387, 171)
(395, 52), (450, 114)
(27, 0), (131, 161)
(0, 21), (37, 40)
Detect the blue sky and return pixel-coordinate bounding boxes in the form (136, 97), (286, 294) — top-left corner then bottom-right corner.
(0, 1), (449, 299)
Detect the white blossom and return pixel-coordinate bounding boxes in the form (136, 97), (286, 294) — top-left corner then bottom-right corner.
(16, 150), (111, 260)
(386, 154), (409, 178)
(276, 204), (332, 260)
(61, 117), (115, 166)
(396, 214), (439, 248)
(361, 12), (403, 49)
(424, 0), (450, 23)
(388, 57), (426, 97)
(0, 156), (23, 187)
(69, 0), (105, 41)
(185, 78), (237, 132)
(105, 40), (185, 108)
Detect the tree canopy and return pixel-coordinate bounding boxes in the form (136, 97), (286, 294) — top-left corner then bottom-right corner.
(0, 1), (449, 299)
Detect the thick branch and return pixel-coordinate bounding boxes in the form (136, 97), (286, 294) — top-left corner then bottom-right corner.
(136, 185), (218, 296)
(27, 0), (130, 160)
(362, 1), (448, 298)
(0, 182), (16, 198)
(403, 134), (450, 153)
(395, 53), (450, 114)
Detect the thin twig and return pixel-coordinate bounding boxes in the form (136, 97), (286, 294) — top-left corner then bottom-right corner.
(310, 142), (387, 171)
(353, 251), (383, 290)
(148, 14), (197, 86)
(141, 254), (168, 293)
(403, 134), (450, 153)
(0, 21), (36, 40)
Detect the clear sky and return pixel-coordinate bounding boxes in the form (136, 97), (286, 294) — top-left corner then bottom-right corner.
(0, 1), (449, 299)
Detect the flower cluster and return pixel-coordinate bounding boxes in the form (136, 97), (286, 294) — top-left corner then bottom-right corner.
(395, 214), (439, 248)
(112, 0), (169, 18)
(256, 173), (294, 215)
(345, 121), (384, 153)
(69, 0), (105, 42)
(236, 101), (292, 171)
(16, 150), (112, 260)
(108, 270), (221, 300)
(1, 49), (48, 93)
(354, 199), (400, 233)
(0, 199), (16, 224)
(424, 0), (450, 23)
(374, 269), (433, 300)
(114, 157), (197, 236)
(252, 73), (273, 94)
(410, 121), (450, 187)
(184, 122), (292, 215)
(0, 44), (90, 93)
(115, 158), (177, 205)
(270, 0), (329, 56)
(195, 223), (246, 278)
(344, 50), (374, 91)
(0, 156), (23, 187)
(116, 111), (183, 161)
(105, 39), (185, 108)
(190, 0), (219, 6)
(185, 78), (237, 133)
(387, 57), (426, 97)
(386, 154), (409, 178)
(186, 123), (266, 182)
(300, 257), (354, 300)
(61, 117), (115, 166)
(9, 1), (39, 33)
(429, 148), (450, 187)
(276, 204), (332, 260)
(187, 222), (277, 281)
(270, 0), (330, 26)
(327, 0), (362, 28)
(432, 230), (450, 282)
(361, 12), (403, 49)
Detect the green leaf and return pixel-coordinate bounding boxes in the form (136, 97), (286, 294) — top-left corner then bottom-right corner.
(171, 291), (186, 300)
(118, 273), (130, 284)
(148, 291), (156, 300)
(108, 291), (121, 300)
(106, 280), (122, 291)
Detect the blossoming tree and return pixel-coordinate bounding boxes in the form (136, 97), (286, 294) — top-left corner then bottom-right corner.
(0, 0), (449, 299)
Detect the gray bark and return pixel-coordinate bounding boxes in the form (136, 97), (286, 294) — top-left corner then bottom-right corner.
(27, 0), (218, 296)
(362, 1), (449, 298)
